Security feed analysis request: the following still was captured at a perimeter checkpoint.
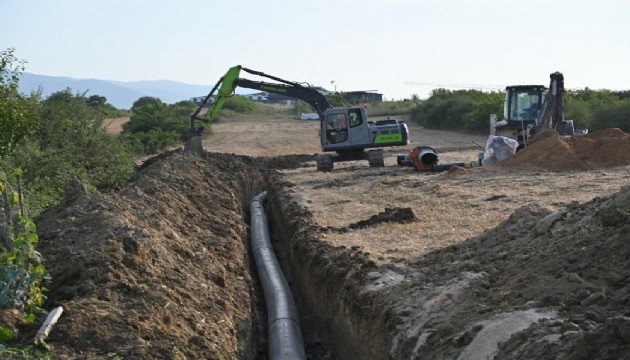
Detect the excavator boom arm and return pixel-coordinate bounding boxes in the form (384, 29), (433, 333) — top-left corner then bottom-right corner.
(191, 65), (331, 128)
(234, 78), (331, 116)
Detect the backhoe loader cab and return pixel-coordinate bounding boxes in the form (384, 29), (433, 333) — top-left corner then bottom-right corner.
(492, 71), (579, 150)
(504, 85), (547, 125)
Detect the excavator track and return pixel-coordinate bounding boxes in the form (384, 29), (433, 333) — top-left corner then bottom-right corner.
(316, 154), (334, 172)
(367, 149), (385, 167)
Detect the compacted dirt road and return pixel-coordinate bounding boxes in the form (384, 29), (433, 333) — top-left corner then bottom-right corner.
(25, 114), (630, 359)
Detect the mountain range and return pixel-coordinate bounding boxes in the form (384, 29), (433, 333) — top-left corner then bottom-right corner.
(18, 73), (251, 109)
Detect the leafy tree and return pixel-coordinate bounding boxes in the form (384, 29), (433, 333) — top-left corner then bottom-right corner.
(13, 89), (135, 210)
(121, 102), (191, 154)
(293, 100), (314, 115)
(131, 96), (162, 111)
(326, 92), (350, 108)
(565, 88), (629, 131)
(0, 48), (39, 159)
(465, 92), (504, 130)
(85, 94), (107, 107)
(564, 96), (594, 130)
(592, 99), (630, 131)
(222, 96), (256, 113)
(612, 90), (630, 100)
(0, 49), (49, 337)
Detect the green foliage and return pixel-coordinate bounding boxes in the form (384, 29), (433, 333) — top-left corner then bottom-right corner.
(0, 50), (49, 323)
(0, 326), (13, 341)
(122, 101), (194, 154)
(0, 343), (54, 359)
(411, 89), (494, 130)
(131, 96), (163, 111)
(409, 87), (630, 132)
(591, 99), (630, 131)
(465, 92), (504, 130)
(0, 49), (39, 159)
(5, 89), (135, 211)
(565, 88), (630, 131)
(85, 94), (106, 107)
(293, 100), (313, 115)
(0, 216), (49, 315)
(0, 171), (49, 331)
(612, 90), (630, 100)
(221, 96), (256, 113)
(122, 128), (181, 154)
(364, 99), (420, 117)
(326, 92), (351, 108)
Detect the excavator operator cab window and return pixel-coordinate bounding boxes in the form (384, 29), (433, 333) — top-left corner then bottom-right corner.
(349, 109), (363, 127)
(508, 89), (544, 122)
(325, 114), (349, 144)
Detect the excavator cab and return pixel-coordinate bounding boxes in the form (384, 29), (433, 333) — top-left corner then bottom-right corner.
(504, 85), (547, 125)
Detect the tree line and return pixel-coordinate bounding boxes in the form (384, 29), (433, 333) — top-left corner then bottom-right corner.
(410, 88), (630, 132)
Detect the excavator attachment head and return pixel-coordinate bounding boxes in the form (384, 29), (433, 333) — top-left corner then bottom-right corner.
(184, 127), (204, 155)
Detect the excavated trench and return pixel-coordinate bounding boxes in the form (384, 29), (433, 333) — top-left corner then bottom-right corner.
(29, 148), (630, 359)
(264, 178), (391, 359)
(30, 150), (383, 359)
(245, 169), (391, 359)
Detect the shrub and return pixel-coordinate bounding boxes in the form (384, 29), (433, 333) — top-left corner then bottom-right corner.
(8, 89), (135, 211)
(122, 101), (192, 154)
(222, 96), (256, 113)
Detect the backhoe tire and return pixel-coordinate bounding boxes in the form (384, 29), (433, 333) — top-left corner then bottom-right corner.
(316, 154), (334, 172)
(367, 150), (385, 168)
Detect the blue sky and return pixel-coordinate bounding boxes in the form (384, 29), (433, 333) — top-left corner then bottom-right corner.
(2, 0), (628, 100)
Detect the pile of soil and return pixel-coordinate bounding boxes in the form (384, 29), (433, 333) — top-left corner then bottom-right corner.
(31, 151), (266, 359)
(385, 185), (630, 359)
(324, 207), (418, 233)
(499, 128), (630, 171)
(14, 142), (629, 359)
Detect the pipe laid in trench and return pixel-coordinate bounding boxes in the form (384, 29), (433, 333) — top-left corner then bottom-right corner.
(249, 191), (306, 360)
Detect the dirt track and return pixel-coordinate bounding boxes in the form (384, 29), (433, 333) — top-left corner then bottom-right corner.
(24, 115), (630, 359)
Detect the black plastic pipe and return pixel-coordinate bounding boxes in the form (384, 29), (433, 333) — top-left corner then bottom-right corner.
(249, 192), (306, 360)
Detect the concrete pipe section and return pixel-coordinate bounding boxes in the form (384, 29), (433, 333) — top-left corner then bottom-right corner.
(249, 192), (306, 360)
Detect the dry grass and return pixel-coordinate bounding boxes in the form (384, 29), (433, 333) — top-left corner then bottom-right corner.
(202, 117), (322, 156)
(104, 117), (129, 135)
(204, 113), (630, 265)
(283, 163), (628, 264)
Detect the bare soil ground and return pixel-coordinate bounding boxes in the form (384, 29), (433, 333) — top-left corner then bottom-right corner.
(13, 114), (629, 359)
(104, 117), (129, 135)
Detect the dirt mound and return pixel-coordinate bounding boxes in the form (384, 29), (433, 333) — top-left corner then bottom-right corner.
(568, 130), (630, 169)
(387, 185), (630, 359)
(349, 207), (417, 229)
(582, 128), (627, 141)
(499, 128), (630, 171)
(32, 151), (266, 359)
(443, 165), (472, 177)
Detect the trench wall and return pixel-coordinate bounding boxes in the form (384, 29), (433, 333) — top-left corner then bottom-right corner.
(267, 178), (393, 360)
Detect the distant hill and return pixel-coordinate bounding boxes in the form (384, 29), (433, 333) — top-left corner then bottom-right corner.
(18, 73), (251, 109)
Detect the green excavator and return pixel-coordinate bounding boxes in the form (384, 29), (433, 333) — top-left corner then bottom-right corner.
(185, 65), (409, 171)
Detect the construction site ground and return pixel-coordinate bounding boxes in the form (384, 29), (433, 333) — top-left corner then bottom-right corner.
(11, 114), (630, 359)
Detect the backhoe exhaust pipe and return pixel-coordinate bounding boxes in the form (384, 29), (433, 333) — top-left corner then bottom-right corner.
(250, 192), (306, 360)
